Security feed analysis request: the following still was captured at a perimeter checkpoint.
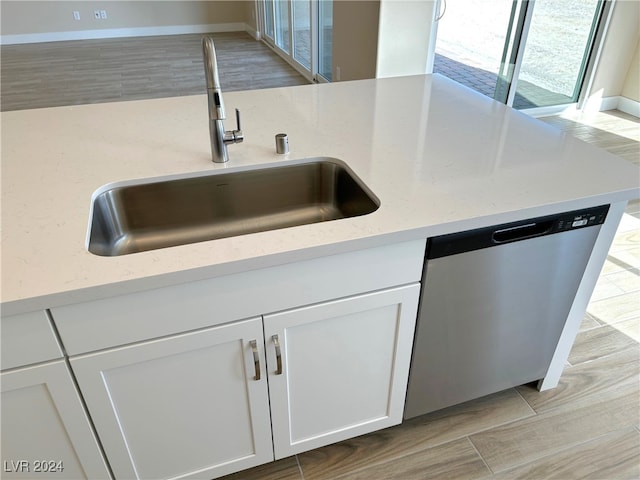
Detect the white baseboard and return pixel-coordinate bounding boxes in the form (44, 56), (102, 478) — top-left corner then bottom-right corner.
(583, 95), (621, 113)
(0, 22), (250, 45)
(525, 96), (640, 119)
(617, 96), (640, 118)
(245, 24), (261, 41)
(523, 104), (579, 118)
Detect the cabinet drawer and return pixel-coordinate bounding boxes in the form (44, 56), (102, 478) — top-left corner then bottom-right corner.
(52, 240), (426, 355)
(1, 311), (63, 370)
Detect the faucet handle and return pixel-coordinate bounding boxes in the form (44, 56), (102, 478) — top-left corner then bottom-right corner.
(235, 108), (242, 131)
(234, 108), (244, 144)
(224, 108), (244, 145)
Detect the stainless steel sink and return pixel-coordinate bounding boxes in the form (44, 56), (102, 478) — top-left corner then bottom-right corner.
(87, 158), (379, 256)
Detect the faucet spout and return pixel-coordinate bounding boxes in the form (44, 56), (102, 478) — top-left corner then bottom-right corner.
(202, 36), (243, 163)
(202, 36), (225, 121)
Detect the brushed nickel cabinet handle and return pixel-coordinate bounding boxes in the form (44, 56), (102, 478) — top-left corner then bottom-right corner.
(250, 340), (260, 381)
(272, 334), (283, 375)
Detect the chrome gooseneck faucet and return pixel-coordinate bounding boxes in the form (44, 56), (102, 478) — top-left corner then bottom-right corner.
(202, 36), (243, 163)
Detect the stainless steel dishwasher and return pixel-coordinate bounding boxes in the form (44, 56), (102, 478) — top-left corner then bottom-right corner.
(404, 205), (609, 419)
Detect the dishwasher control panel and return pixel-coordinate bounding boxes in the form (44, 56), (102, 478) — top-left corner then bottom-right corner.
(554, 205), (609, 232)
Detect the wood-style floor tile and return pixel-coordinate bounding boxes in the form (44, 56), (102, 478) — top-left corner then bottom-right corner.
(605, 268), (640, 294)
(329, 438), (490, 480)
(539, 111), (639, 166)
(610, 227), (640, 252)
(491, 427), (640, 480)
(578, 312), (601, 331)
(600, 257), (629, 276)
(400, 388), (535, 448)
(297, 389), (532, 479)
(611, 316), (640, 343)
(0, 32), (308, 111)
(589, 275), (626, 302)
(611, 247), (640, 271)
(517, 345), (639, 413)
(217, 456), (302, 480)
(568, 324), (638, 364)
(469, 390), (639, 473)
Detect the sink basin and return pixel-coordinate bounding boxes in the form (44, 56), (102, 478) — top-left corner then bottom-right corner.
(87, 158), (379, 256)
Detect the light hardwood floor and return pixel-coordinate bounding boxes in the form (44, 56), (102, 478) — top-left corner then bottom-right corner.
(0, 32), (308, 111)
(2, 33), (639, 480)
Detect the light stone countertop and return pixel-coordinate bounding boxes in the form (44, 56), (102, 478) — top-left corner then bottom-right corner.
(2, 74), (638, 314)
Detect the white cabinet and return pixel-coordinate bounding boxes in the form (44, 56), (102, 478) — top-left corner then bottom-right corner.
(265, 284), (420, 459)
(69, 285), (419, 479)
(70, 318), (273, 480)
(1, 361), (111, 479)
(1, 311), (111, 480)
(50, 240), (426, 479)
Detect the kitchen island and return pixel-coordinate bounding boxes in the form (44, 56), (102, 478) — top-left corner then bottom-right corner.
(1, 74), (638, 479)
(2, 74), (637, 312)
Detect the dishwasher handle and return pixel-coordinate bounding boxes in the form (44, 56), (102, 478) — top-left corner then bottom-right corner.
(492, 220), (553, 243)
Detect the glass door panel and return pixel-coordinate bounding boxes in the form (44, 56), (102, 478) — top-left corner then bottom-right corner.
(262, 0), (333, 83)
(513, 0), (603, 109)
(293, 0), (311, 70)
(434, 0), (520, 100)
(494, 0), (530, 104)
(265, 0), (275, 41)
(275, 0), (291, 53)
(318, 0), (333, 81)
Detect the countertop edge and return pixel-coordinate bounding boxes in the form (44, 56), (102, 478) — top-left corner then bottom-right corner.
(3, 189), (636, 317)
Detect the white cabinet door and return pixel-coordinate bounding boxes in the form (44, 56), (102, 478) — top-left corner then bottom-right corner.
(70, 317), (273, 480)
(264, 284), (420, 459)
(1, 361), (111, 479)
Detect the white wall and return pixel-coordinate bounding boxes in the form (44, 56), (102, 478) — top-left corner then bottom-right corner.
(0, 1), (250, 44)
(332, 1), (380, 81)
(622, 39), (639, 102)
(375, 0), (438, 78)
(589, 0), (640, 99)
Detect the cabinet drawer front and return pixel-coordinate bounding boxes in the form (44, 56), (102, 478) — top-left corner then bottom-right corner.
(52, 240), (426, 355)
(1, 311), (62, 370)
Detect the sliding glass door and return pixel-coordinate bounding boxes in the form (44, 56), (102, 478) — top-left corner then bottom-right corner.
(263, 0), (291, 52)
(434, 0), (607, 110)
(262, 0), (333, 82)
(513, 0), (604, 108)
(433, 1), (517, 101)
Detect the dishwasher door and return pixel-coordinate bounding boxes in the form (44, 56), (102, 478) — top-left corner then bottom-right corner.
(404, 206), (608, 419)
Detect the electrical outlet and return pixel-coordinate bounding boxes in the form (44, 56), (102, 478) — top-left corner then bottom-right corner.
(73, 11), (80, 20)
(100, 10), (107, 19)
(336, 66), (341, 81)
(94, 10), (100, 19)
